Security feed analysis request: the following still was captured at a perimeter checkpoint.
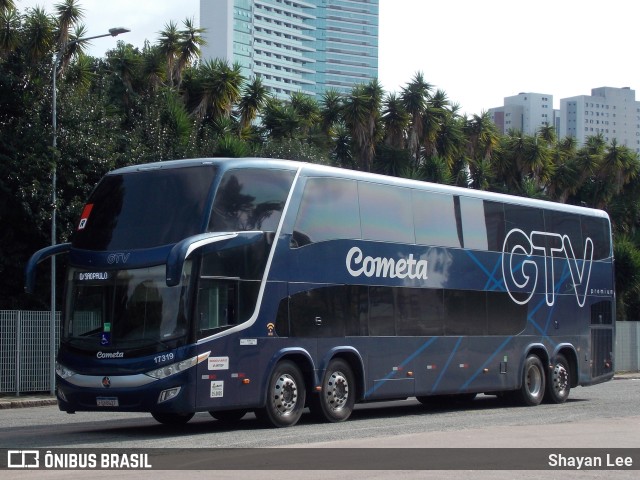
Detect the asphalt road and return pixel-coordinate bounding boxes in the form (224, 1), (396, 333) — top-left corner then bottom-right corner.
(1, 378), (639, 479)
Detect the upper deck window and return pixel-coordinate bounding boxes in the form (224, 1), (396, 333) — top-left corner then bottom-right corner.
(292, 177), (360, 247)
(72, 165), (217, 250)
(208, 168), (295, 232)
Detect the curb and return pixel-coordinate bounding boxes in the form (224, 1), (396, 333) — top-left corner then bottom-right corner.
(0, 398), (58, 410)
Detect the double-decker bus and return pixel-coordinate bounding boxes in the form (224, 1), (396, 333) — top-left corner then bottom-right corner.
(26, 158), (615, 427)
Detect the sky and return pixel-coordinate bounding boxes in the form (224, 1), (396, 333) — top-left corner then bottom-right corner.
(16, 0), (639, 116)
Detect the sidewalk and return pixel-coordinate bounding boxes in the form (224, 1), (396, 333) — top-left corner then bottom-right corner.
(1, 372), (638, 410)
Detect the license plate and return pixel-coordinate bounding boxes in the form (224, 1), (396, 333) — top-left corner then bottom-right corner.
(96, 397), (119, 407)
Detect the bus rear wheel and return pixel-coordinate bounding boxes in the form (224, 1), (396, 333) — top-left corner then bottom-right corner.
(544, 354), (571, 404)
(258, 360), (306, 428)
(151, 412), (194, 425)
(514, 354), (546, 406)
(311, 359), (355, 423)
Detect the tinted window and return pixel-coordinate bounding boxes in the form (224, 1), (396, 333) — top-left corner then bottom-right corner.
(359, 182), (414, 244)
(581, 216), (611, 260)
(545, 210), (584, 258)
(209, 168), (294, 232)
(458, 197), (487, 250)
(292, 178), (360, 247)
(196, 278), (260, 338)
(287, 285), (364, 337)
(504, 204), (545, 252)
(413, 191), (461, 248)
(73, 166), (217, 250)
(444, 290), (487, 335)
(484, 201), (505, 252)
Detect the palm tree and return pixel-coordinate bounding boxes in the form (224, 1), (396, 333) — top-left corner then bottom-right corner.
(320, 89), (342, 137)
(237, 76), (268, 131)
(342, 79), (383, 172)
(421, 89), (450, 159)
(22, 6), (55, 63)
(261, 98), (300, 140)
(289, 91), (320, 139)
(54, 0), (83, 46)
(190, 58), (243, 121)
(175, 17), (205, 88)
(381, 92), (408, 149)
(157, 20), (180, 87)
(547, 136), (579, 203)
(0, 0), (16, 11)
(140, 42), (166, 92)
(106, 41), (142, 107)
(0, 5), (20, 58)
(401, 71), (432, 165)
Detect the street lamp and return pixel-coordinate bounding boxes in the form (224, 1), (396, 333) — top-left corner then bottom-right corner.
(49, 27), (130, 395)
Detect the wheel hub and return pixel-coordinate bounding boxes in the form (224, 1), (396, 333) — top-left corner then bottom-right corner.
(273, 374), (298, 416)
(326, 371), (349, 411)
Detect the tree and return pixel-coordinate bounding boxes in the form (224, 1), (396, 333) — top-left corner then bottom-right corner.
(342, 79), (383, 171)
(189, 58), (243, 122)
(381, 92), (408, 149)
(0, 5), (20, 58)
(53, 0), (84, 72)
(175, 17), (205, 88)
(157, 20), (180, 87)
(401, 71), (431, 165)
(237, 76), (268, 131)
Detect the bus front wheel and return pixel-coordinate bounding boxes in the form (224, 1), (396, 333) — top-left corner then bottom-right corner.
(514, 354), (546, 406)
(258, 360), (306, 428)
(311, 359), (355, 423)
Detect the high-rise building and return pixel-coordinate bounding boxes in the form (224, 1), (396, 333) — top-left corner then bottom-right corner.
(199, 0), (379, 99)
(559, 87), (640, 153)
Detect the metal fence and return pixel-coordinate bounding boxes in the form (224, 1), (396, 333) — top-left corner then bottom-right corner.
(0, 310), (60, 395)
(0, 311), (639, 395)
(616, 321), (640, 372)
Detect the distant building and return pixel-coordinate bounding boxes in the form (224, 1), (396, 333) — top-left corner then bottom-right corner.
(559, 87), (640, 153)
(199, 0), (379, 99)
(489, 92), (558, 136)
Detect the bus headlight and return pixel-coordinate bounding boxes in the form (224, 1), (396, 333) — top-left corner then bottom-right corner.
(145, 351), (210, 380)
(56, 362), (77, 380)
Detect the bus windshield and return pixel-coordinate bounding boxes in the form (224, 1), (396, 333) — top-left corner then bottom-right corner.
(72, 165), (217, 250)
(64, 264), (192, 352)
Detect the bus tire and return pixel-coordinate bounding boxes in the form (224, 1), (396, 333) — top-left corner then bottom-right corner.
(151, 412), (194, 425)
(259, 360), (306, 428)
(311, 359), (355, 423)
(515, 354), (546, 406)
(544, 354), (571, 404)
(209, 409), (247, 423)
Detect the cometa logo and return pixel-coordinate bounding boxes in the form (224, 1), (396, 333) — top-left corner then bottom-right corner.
(346, 247), (428, 280)
(96, 351), (124, 359)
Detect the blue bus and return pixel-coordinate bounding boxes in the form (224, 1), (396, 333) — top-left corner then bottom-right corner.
(26, 158), (615, 427)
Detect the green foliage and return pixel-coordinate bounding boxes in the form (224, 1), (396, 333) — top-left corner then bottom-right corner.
(614, 236), (640, 320)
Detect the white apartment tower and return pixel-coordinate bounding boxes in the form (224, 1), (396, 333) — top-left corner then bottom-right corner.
(559, 87), (640, 153)
(489, 92), (556, 136)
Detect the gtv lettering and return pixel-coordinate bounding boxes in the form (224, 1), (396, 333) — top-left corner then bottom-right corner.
(502, 229), (594, 307)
